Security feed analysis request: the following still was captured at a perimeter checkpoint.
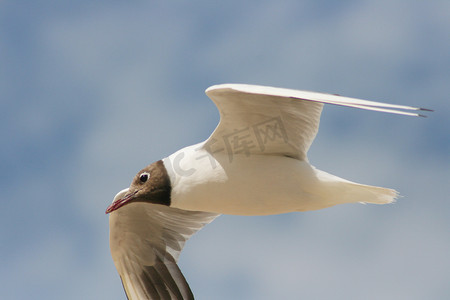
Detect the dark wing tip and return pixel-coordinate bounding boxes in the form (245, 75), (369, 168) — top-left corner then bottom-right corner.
(417, 108), (433, 118)
(121, 252), (194, 300)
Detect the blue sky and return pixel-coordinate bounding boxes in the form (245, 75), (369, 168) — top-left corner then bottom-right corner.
(1, 1), (449, 299)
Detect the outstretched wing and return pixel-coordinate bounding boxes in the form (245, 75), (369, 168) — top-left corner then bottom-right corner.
(203, 84), (429, 161)
(109, 189), (219, 300)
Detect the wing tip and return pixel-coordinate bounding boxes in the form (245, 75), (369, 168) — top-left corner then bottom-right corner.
(418, 108), (434, 117)
(416, 107), (433, 118)
(419, 107), (434, 112)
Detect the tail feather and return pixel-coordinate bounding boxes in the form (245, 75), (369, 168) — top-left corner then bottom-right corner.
(313, 167), (399, 206)
(351, 182), (398, 205)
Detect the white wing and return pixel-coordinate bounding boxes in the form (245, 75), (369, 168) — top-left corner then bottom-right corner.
(109, 190), (219, 300)
(203, 84), (430, 161)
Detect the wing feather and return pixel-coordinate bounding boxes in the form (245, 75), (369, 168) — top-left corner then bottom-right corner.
(203, 84), (429, 161)
(109, 200), (219, 299)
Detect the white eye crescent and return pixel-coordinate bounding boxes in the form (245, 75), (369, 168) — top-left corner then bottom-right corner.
(139, 172), (150, 183)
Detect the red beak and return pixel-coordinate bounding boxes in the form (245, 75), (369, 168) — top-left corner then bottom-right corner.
(105, 190), (138, 214)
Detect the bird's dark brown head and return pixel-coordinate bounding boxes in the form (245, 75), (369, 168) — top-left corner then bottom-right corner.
(105, 160), (171, 214)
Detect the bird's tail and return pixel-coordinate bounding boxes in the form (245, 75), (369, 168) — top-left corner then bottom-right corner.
(312, 167), (399, 206)
(345, 181), (398, 205)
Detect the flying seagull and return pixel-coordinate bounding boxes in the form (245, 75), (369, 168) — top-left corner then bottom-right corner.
(106, 84), (430, 299)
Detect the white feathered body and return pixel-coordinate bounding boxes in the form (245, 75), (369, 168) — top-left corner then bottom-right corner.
(164, 143), (396, 216)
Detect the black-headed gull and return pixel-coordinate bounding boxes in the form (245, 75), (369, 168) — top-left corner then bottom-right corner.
(106, 84), (430, 299)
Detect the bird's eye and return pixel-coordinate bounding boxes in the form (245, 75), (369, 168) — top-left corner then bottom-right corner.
(139, 172), (150, 183)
